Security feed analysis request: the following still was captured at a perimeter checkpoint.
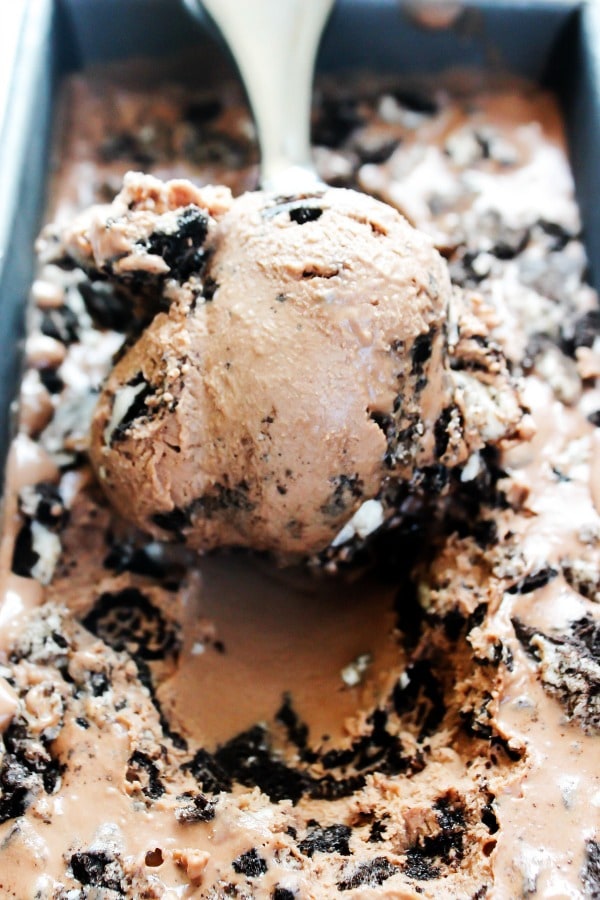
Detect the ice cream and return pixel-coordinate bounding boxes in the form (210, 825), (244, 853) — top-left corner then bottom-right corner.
(41, 173), (524, 563)
(0, 71), (598, 899)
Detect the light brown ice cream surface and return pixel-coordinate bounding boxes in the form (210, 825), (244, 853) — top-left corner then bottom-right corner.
(0, 72), (598, 899)
(45, 172), (525, 564)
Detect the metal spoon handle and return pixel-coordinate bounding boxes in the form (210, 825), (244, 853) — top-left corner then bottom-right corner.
(186, 0), (334, 191)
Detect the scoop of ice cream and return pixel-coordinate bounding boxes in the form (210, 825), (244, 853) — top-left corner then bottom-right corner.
(42, 173), (525, 562)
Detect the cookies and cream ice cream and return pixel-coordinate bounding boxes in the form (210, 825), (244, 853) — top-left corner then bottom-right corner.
(0, 72), (598, 899)
(41, 174), (524, 562)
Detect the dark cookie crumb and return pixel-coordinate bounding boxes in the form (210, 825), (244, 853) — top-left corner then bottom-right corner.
(90, 671), (110, 696)
(110, 373), (156, 443)
(289, 206), (323, 225)
(434, 406), (455, 458)
(202, 275), (219, 300)
(19, 482), (68, 531)
(390, 89), (438, 115)
(393, 660), (446, 739)
(175, 791), (217, 823)
(38, 367), (64, 394)
(481, 801), (499, 834)
(103, 541), (167, 579)
(83, 587), (178, 661)
(127, 750), (165, 800)
(70, 850), (125, 892)
(561, 309), (600, 357)
(368, 820), (387, 843)
(190, 482), (255, 520)
(411, 329), (435, 374)
(144, 205), (209, 281)
(152, 507), (190, 533)
(298, 824), (352, 857)
(232, 848), (268, 878)
(404, 849), (441, 881)
(507, 567), (558, 595)
(355, 138), (400, 165)
(79, 280), (134, 332)
(183, 747), (232, 794)
(581, 840), (600, 898)
(320, 474), (363, 517)
(183, 98), (223, 125)
(11, 521), (39, 579)
(338, 856), (398, 891)
(512, 616), (600, 732)
(214, 725), (307, 804)
(40, 304), (79, 345)
(276, 694), (310, 755)
(588, 410), (600, 427)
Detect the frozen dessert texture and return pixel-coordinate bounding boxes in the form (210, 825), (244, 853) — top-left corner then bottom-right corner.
(0, 73), (599, 899)
(41, 173), (525, 562)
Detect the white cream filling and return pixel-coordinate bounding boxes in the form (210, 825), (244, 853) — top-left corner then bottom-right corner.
(103, 382), (147, 445)
(330, 498), (384, 548)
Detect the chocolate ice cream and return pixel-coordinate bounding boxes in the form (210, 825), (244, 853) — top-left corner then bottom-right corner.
(0, 72), (598, 899)
(43, 174), (524, 562)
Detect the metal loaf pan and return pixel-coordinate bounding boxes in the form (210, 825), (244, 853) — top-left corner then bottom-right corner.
(0, 0), (599, 471)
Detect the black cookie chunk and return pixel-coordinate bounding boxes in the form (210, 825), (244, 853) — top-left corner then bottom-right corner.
(272, 889), (295, 900)
(390, 88), (438, 115)
(276, 695), (309, 754)
(507, 566), (558, 595)
(202, 275), (219, 301)
(0, 719), (64, 824)
(38, 368), (64, 394)
(79, 279), (134, 332)
(232, 848), (268, 878)
(214, 725), (307, 804)
(19, 482), (68, 531)
(338, 857), (398, 891)
(11, 521), (39, 579)
(189, 482), (256, 521)
(561, 309), (600, 357)
(320, 474), (363, 517)
(512, 615), (600, 732)
(110, 373), (156, 443)
(403, 848), (441, 881)
(434, 406), (455, 458)
(82, 587), (178, 661)
(71, 850), (125, 892)
(289, 206), (323, 225)
(145, 205), (209, 281)
(588, 410), (600, 427)
(183, 747), (232, 794)
(582, 840), (600, 898)
(411, 329), (435, 374)
(183, 98), (223, 125)
(298, 824), (352, 857)
(355, 138), (400, 166)
(103, 541), (167, 579)
(40, 304), (79, 344)
(402, 794), (468, 882)
(393, 660), (446, 739)
(152, 507), (190, 534)
(175, 791), (217, 823)
(127, 750), (165, 800)
(0, 755), (33, 824)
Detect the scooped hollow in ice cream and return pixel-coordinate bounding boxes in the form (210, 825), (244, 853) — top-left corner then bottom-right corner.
(45, 173), (525, 561)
